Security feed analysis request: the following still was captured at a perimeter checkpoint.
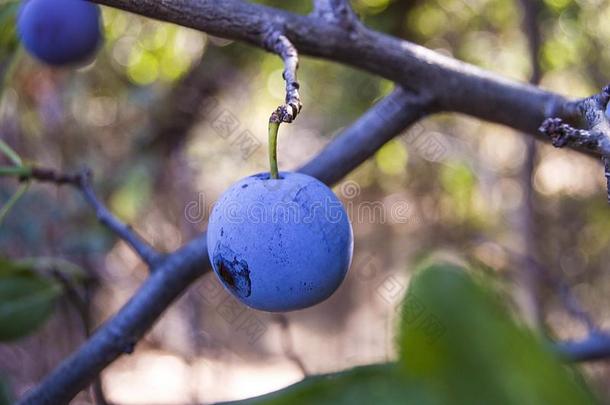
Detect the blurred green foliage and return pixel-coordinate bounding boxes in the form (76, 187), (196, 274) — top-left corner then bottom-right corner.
(102, 8), (203, 85)
(109, 164), (153, 222)
(400, 263), (596, 405)
(229, 264), (597, 405)
(0, 258), (63, 341)
(0, 1), (18, 60)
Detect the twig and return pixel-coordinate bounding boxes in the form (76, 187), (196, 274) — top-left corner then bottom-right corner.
(514, 0), (543, 327)
(2, 166), (161, 267)
(516, 254), (610, 363)
(51, 270), (111, 405)
(556, 331), (610, 362)
(515, 254), (598, 333)
(540, 86), (610, 202)
(274, 314), (308, 377)
(264, 32), (301, 124)
(76, 170), (162, 267)
(539, 117), (610, 155)
(602, 156), (610, 202)
(557, 283), (598, 333)
(264, 31), (301, 178)
(507, 251), (605, 361)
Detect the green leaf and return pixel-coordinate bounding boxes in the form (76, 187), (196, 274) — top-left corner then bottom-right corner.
(0, 1), (19, 58)
(398, 263), (598, 405)
(0, 257), (36, 277)
(17, 257), (89, 281)
(0, 273), (62, 341)
(0, 256), (88, 280)
(222, 364), (441, 405)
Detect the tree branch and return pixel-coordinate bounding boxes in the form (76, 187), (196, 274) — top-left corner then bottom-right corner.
(2, 167), (161, 267)
(17, 87), (430, 405)
(556, 331), (610, 362)
(301, 86), (431, 184)
(76, 171), (162, 266)
(91, 0), (578, 147)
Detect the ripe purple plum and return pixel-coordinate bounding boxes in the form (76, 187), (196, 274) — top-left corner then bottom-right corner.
(17, 0), (102, 66)
(207, 172), (353, 312)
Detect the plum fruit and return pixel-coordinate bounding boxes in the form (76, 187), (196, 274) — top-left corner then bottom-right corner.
(207, 172), (353, 312)
(17, 0), (102, 66)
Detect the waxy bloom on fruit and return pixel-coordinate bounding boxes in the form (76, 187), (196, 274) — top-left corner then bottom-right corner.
(207, 172), (353, 312)
(18, 0), (102, 66)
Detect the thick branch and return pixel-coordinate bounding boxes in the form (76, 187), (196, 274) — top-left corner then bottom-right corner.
(4, 167), (161, 266)
(301, 87), (431, 184)
(17, 88), (430, 405)
(91, 0), (576, 147)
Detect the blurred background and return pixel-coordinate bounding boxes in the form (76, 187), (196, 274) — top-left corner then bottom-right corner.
(2, 0), (610, 403)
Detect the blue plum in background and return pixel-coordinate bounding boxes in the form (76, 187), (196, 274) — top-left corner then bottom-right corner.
(207, 172), (353, 312)
(17, 0), (102, 66)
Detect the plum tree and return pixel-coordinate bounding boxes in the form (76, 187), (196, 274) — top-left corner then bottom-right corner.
(207, 172), (353, 311)
(17, 0), (102, 66)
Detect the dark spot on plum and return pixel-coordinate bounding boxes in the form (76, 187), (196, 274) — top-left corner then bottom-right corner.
(220, 227), (224, 237)
(213, 244), (251, 298)
(241, 184), (248, 188)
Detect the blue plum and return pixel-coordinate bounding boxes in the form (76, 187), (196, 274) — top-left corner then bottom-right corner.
(17, 0), (102, 66)
(207, 172), (353, 312)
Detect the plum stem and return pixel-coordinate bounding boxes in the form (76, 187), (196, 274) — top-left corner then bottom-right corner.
(0, 165), (30, 177)
(268, 119), (280, 179)
(265, 32), (302, 180)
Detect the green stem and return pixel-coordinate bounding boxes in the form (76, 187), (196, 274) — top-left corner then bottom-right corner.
(0, 165), (30, 177)
(0, 138), (22, 166)
(0, 181), (29, 226)
(268, 121), (280, 179)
